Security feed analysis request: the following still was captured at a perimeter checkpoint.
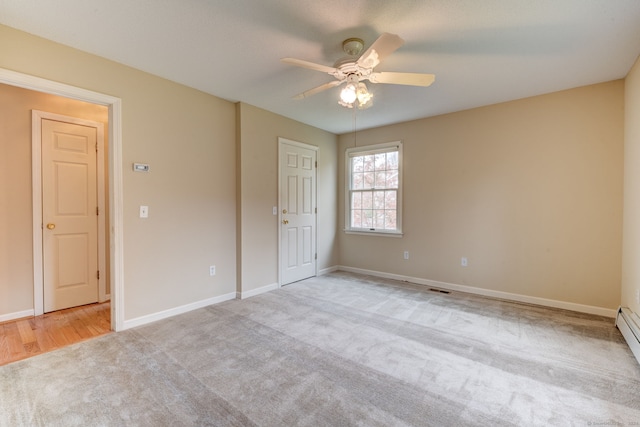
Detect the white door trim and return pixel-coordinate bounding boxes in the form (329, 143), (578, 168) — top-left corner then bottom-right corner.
(277, 137), (318, 287)
(32, 110), (106, 312)
(0, 67), (125, 332)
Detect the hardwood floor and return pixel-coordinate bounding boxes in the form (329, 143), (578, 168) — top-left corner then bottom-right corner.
(0, 302), (111, 366)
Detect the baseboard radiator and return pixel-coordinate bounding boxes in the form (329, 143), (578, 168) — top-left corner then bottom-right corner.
(616, 307), (640, 365)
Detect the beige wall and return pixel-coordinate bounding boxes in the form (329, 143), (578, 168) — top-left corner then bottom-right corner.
(623, 55), (640, 315)
(0, 21), (629, 323)
(338, 81), (624, 311)
(0, 83), (109, 316)
(0, 24), (237, 321)
(236, 103), (338, 293)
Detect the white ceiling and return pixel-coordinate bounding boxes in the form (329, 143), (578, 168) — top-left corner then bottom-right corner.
(2, 0), (640, 134)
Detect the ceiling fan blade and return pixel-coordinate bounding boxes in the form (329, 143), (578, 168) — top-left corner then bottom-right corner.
(368, 72), (435, 87)
(292, 80), (343, 100)
(357, 33), (405, 69)
(281, 58), (338, 74)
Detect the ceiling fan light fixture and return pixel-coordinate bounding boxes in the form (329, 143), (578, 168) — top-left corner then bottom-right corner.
(339, 83), (357, 105)
(339, 81), (373, 109)
(356, 82), (373, 107)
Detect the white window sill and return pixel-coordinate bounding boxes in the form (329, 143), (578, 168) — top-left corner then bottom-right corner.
(344, 229), (403, 238)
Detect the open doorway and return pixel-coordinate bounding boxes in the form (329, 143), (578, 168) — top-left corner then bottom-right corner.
(0, 68), (124, 337)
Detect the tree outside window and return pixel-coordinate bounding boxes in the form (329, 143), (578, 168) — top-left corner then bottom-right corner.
(346, 142), (402, 235)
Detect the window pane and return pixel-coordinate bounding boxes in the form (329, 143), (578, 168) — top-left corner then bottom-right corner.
(385, 209), (397, 229)
(362, 209), (373, 228)
(387, 151), (398, 170)
(374, 171), (386, 188)
(352, 209), (362, 228)
(386, 170), (398, 188)
(352, 192), (362, 209)
(375, 153), (386, 170)
(362, 191), (372, 209)
(352, 172), (363, 190)
(373, 210), (380, 229)
(363, 155), (375, 171)
(385, 190), (396, 209)
(363, 172), (375, 189)
(352, 156), (364, 172)
(374, 191), (385, 209)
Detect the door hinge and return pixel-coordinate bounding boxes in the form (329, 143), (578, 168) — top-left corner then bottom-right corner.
(315, 253), (317, 260)
(315, 207), (317, 214)
(96, 206), (99, 216)
(315, 161), (317, 168)
(97, 270), (100, 280)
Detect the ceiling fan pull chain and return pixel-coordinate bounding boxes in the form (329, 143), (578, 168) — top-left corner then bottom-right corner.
(353, 105), (357, 147)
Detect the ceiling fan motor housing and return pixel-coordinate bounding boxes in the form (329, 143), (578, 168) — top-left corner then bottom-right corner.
(342, 38), (364, 56)
(332, 58), (372, 81)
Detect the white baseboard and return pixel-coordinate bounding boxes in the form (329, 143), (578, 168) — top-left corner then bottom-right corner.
(337, 266), (617, 318)
(0, 309), (34, 323)
(318, 265), (339, 276)
(238, 282), (279, 299)
(122, 292), (236, 330)
(238, 269), (339, 298)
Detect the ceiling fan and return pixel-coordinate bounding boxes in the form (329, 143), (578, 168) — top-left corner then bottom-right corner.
(282, 33), (435, 109)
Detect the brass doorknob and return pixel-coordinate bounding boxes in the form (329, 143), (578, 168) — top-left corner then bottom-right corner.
(46, 223), (56, 230)
(282, 219), (289, 224)
(282, 209), (288, 214)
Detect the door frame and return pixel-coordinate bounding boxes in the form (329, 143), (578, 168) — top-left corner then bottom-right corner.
(32, 110), (107, 312)
(277, 137), (318, 287)
(0, 67), (125, 331)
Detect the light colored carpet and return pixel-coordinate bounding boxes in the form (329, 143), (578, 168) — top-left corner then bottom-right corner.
(1, 271), (639, 426)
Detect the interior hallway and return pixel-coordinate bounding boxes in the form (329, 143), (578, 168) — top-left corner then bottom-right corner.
(0, 302), (111, 366)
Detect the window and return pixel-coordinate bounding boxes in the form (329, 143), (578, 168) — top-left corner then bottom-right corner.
(345, 141), (402, 235)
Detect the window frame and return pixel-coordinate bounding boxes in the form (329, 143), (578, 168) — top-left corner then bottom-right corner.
(344, 141), (403, 236)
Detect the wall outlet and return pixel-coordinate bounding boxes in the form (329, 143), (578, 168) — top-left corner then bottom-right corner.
(403, 251), (409, 260)
(209, 265), (216, 276)
(461, 257), (468, 267)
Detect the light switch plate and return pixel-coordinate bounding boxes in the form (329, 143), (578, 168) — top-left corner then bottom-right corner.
(139, 205), (149, 218)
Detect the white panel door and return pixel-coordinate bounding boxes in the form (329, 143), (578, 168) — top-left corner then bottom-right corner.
(280, 141), (317, 285)
(42, 119), (99, 312)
